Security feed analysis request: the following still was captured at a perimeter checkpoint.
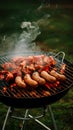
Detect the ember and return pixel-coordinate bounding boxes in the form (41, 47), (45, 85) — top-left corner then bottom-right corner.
(60, 64), (66, 74)
(3, 87), (7, 93)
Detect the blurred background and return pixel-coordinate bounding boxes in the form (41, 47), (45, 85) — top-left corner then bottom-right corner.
(0, 1), (73, 130)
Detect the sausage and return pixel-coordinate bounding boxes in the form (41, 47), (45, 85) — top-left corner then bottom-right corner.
(15, 76), (26, 88)
(50, 70), (66, 81)
(24, 74), (38, 88)
(40, 71), (56, 82)
(32, 72), (46, 85)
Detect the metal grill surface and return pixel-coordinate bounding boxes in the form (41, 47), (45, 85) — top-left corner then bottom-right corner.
(0, 52), (73, 108)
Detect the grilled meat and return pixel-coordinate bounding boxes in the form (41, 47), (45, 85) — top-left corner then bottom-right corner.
(50, 70), (66, 81)
(0, 54), (66, 90)
(15, 76), (26, 88)
(40, 71), (56, 82)
(32, 71), (46, 85)
(24, 74), (38, 88)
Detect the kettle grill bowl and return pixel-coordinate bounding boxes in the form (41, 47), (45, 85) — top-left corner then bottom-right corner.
(0, 87), (70, 108)
(0, 52), (73, 108)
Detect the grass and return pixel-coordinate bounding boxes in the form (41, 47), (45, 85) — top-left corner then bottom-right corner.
(0, 1), (73, 130)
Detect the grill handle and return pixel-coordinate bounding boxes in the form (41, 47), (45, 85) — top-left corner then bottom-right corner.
(54, 51), (65, 64)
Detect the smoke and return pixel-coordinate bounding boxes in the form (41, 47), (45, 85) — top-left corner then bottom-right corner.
(0, 21), (41, 54)
(15, 21), (41, 53)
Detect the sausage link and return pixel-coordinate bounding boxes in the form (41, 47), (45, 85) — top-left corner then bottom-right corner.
(24, 74), (38, 88)
(15, 76), (26, 88)
(40, 71), (56, 82)
(50, 70), (66, 81)
(32, 72), (46, 85)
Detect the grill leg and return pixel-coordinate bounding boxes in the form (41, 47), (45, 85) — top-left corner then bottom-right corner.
(48, 105), (57, 130)
(2, 107), (11, 130)
(20, 109), (29, 130)
(28, 114), (51, 130)
(2, 106), (57, 130)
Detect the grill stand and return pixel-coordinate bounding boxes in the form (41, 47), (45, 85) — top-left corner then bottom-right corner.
(2, 105), (57, 130)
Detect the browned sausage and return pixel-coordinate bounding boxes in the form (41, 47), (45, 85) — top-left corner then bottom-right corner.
(50, 70), (66, 81)
(32, 72), (46, 85)
(15, 76), (26, 88)
(40, 71), (56, 82)
(24, 74), (38, 88)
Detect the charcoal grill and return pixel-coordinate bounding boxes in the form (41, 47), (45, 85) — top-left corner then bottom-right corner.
(0, 51), (73, 130)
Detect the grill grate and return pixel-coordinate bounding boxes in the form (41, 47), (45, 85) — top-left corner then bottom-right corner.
(0, 53), (73, 100)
